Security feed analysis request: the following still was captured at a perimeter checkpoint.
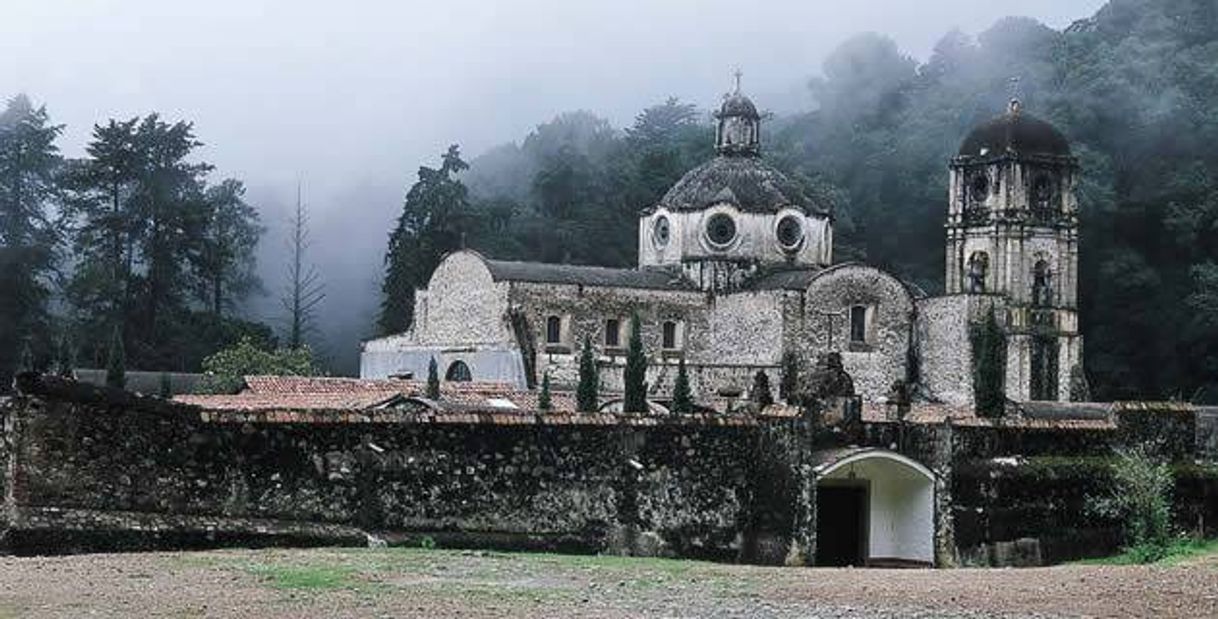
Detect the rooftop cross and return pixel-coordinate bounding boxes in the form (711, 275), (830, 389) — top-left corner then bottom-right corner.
(733, 68), (743, 93)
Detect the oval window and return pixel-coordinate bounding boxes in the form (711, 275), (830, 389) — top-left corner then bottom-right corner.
(653, 216), (671, 248)
(705, 213), (737, 247)
(776, 215), (804, 251)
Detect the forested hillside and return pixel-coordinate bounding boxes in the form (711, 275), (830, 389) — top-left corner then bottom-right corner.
(383, 0), (1218, 401)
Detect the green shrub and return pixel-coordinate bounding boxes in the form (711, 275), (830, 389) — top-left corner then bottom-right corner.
(1091, 445), (1174, 560)
(197, 336), (316, 394)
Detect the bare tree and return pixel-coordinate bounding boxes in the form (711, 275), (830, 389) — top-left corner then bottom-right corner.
(282, 182), (324, 349)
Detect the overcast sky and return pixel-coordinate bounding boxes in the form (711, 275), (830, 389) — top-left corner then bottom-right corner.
(0, 0), (1108, 366)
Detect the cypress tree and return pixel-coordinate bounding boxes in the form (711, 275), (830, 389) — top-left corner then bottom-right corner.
(16, 339), (34, 374)
(671, 356), (693, 414)
(539, 371), (553, 411)
(576, 335), (598, 412)
(971, 307), (1006, 417)
(105, 323), (125, 390)
(426, 356), (441, 399)
(751, 370), (774, 408)
(779, 350), (800, 402)
(55, 335), (74, 377)
(623, 314), (648, 413)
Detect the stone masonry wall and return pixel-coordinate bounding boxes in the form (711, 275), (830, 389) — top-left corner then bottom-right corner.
(1, 376), (797, 559)
(417, 252), (512, 346)
(796, 265), (915, 400)
(509, 279), (788, 400)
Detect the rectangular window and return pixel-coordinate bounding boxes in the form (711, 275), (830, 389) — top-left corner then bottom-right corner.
(546, 315), (562, 344)
(849, 306), (868, 345)
(604, 319), (621, 347)
(662, 321), (679, 350)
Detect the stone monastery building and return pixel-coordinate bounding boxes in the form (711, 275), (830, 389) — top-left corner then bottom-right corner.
(3, 83), (1213, 569)
(363, 83), (1083, 408)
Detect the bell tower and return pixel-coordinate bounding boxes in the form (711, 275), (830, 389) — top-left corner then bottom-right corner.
(948, 99), (1083, 402)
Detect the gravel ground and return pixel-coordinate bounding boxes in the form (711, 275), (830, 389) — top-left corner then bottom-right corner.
(0, 547), (1215, 618)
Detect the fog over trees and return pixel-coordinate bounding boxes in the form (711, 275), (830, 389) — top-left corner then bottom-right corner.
(5, 0), (1218, 402)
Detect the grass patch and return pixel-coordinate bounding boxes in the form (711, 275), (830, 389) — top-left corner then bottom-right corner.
(1075, 537), (1218, 566)
(246, 564), (358, 591)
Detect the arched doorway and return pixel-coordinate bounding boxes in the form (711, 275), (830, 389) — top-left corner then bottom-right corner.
(445, 360), (472, 382)
(811, 448), (935, 567)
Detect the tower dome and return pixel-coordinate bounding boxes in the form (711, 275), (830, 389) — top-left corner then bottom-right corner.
(958, 99), (1071, 159)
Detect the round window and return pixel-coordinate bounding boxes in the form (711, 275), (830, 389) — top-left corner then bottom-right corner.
(971, 174), (989, 202)
(705, 213), (737, 247)
(652, 216), (671, 248)
(776, 215), (804, 250)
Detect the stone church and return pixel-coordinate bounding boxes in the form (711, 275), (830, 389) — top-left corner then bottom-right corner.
(361, 84), (1083, 408)
(4, 86), (1212, 568)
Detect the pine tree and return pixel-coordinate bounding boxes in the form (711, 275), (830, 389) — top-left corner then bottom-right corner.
(671, 356), (693, 414)
(0, 95), (63, 392)
(751, 370), (774, 408)
(426, 357), (441, 400)
(576, 335), (599, 412)
(623, 314), (648, 413)
(197, 178), (262, 316)
(538, 371), (553, 411)
(380, 145), (470, 334)
(105, 323), (125, 390)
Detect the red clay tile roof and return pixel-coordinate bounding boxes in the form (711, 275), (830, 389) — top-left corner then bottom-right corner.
(243, 375), (509, 395)
(175, 392), (404, 411)
(232, 375), (578, 413)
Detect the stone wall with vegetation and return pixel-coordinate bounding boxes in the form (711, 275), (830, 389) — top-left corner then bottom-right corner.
(944, 409), (1217, 566)
(0, 375), (803, 559)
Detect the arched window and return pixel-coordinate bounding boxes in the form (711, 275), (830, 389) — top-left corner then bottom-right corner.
(849, 306), (868, 345)
(1032, 175), (1053, 216)
(545, 315), (562, 344)
(604, 319), (621, 347)
(662, 321), (679, 350)
(445, 360), (472, 382)
(1032, 259), (1053, 307)
(966, 252), (989, 293)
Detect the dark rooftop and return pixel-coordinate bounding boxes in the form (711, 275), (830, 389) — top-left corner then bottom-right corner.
(747, 267), (822, 291)
(655, 155), (826, 215)
(958, 105), (1072, 159)
(484, 259), (696, 291)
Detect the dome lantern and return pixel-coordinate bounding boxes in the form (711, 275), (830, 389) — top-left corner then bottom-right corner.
(715, 70), (761, 156)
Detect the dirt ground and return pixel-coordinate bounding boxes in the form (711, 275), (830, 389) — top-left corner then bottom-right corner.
(0, 547), (1215, 618)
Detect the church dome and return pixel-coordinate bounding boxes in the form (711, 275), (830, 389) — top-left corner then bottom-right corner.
(657, 155), (823, 215)
(655, 75), (823, 215)
(958, 100), (1071, 158)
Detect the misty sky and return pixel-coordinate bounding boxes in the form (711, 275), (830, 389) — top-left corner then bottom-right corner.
(1, 0), (1108, 368)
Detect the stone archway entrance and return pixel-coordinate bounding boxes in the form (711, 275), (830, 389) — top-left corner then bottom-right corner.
(811, 448), (935, 567)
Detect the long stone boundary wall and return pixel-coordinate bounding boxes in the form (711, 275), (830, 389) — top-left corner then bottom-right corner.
(0, 375), (809, 561)
(4, 374), (1216, 566)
